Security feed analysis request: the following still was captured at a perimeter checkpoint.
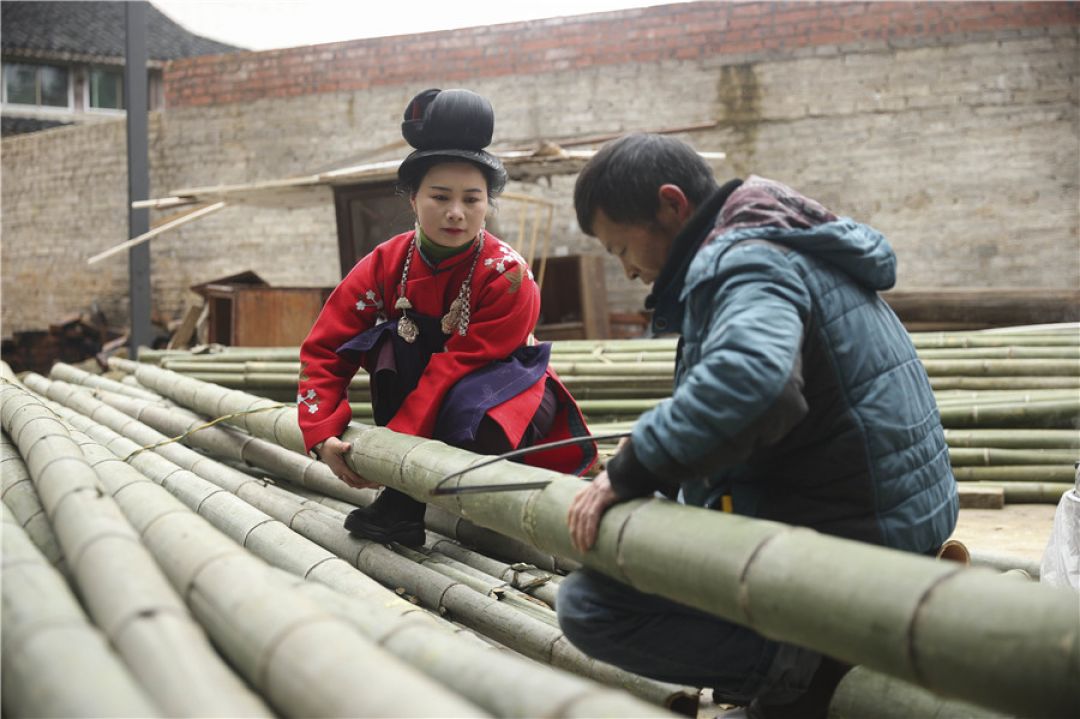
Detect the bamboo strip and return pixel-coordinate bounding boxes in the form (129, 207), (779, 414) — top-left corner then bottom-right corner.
(0, 377), (271, 717)
(1, 505), (161, 718)
(31, 376), (695, 711)
(111, 360), (1080, 717)
(1, 430), (68, 577)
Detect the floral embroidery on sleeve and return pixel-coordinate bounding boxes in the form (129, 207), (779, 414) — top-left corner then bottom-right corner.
(485, 242), (535, 280)
(355, 288), (384, 312)
(297, 388), (319, 414)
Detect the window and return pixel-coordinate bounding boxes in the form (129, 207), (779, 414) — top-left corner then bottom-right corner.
(2, 62), (70, 107)
(89, 67), (124, 110)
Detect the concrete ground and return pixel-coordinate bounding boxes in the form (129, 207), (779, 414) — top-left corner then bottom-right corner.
(951, 503), (1058, 564)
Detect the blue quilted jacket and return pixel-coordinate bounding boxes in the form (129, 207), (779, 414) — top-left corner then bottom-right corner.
(607, 177), (958, 552)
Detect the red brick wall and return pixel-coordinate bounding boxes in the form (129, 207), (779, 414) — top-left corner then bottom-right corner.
(165, 1), (1079, 108)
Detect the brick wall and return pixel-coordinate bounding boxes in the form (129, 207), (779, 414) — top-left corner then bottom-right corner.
(2, 1), (1077, 334)
(165, 1), (1078, 107)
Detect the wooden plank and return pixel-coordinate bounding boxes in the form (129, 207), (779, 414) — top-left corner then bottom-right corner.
(957, 484), (1005, 510)
(166, 303), (203, 350)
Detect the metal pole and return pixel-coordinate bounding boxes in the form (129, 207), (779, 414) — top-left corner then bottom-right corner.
(125, 2), (151, 358)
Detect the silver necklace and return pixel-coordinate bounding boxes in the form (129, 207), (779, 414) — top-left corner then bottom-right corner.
(395, 231), (484, 343)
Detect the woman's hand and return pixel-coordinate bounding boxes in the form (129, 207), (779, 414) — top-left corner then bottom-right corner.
(314, 437), (382, 489)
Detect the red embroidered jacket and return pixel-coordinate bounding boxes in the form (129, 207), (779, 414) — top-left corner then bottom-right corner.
(298, 230), (594, 474)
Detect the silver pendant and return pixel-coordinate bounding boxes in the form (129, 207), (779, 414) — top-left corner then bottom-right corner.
(397, 314), (419, 343)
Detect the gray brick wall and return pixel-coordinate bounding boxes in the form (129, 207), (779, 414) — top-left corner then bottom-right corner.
(2, 28), (1077, 334)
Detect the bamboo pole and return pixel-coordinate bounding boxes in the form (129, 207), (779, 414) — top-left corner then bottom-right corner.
(943, 429), (1080, 449)
(29, 375), (696, 712)
(952, 466), (1077, 483)
(54, 417), (665, 718)
(937, 399), (1080, 429)
(828, 666), (1010, 719)
(930, 376), (1080, 390)
(971, 481), (1074, 503)
(89, 390), (582, 575)
(948, 447), (1077, 467)
(0, 377), (272, 717)
(109, 360), (1080, 717)
(1, 430), (68, 577)
(50, 362), (163, 401)
(1, 505), (162, 718)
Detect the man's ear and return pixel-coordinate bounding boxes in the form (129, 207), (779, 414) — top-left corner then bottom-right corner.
(656, 184), (693, 228)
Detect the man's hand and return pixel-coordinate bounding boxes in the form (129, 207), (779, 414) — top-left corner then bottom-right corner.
(314, 437), (381, 489)
(568, 470), (621, 553)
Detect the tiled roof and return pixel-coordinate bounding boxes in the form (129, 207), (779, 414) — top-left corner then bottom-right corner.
(0, 115), (72, 136)
(1, 1), (242, 61)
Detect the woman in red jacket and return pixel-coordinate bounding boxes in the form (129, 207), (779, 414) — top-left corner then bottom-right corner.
(298, 88), (595, 547)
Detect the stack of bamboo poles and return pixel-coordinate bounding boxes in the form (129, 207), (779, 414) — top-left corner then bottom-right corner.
(134, 327), (1080, 506)
(2, 366), (697, 718)
(4, 358), (1077, 717)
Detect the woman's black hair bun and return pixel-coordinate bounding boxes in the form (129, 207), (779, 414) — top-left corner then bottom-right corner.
(401, 88), (495, 151)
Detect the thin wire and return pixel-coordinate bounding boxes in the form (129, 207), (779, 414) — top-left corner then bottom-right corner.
(121, 403), (287, 459)
(430, 431), (631, 495)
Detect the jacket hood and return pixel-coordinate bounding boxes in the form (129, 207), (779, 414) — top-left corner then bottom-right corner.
(689, 176), (897, 293)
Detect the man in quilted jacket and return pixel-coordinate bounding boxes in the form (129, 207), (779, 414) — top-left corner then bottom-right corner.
(558, 133), (958, 718)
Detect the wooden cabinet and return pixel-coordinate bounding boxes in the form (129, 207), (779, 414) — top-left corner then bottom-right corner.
(201, 285), (332, 346)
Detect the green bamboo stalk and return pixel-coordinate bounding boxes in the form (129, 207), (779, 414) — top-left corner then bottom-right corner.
(33, 375), (695, 711)
(1, 431), (68, 577)
(95, 384), (582, 576)
(49, 361), (163, 401)
(0, 377), (271, 717)
(948, 447), (1079, 466)
(391, 542), (561, 626)
(1, 505), (162, 718)
(931, 376), (1080, 390)
(944, 428), (1080, 449)
(271, 570), (675, 719)
(918, 346), (1080, 360)
(952, 466), (1077, 483)
(828, 666), (1010, 719)
(54, 417), (652, 718)
(910, 333), (1079, 349)
(426, 531), (562, 607)
(111, 360), (1080, 717)
(972, 481), (1073, 504)
(938, 399), (1080, 429)
(935, 389), (1079, 405)
(921, 359), (1080, 376)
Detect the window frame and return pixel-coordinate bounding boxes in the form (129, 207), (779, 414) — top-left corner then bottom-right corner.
(84, 64), (126, 114)
(1, 61), (74, 111)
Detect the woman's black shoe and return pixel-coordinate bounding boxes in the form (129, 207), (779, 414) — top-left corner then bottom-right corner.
(343, 488), (426, 548)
